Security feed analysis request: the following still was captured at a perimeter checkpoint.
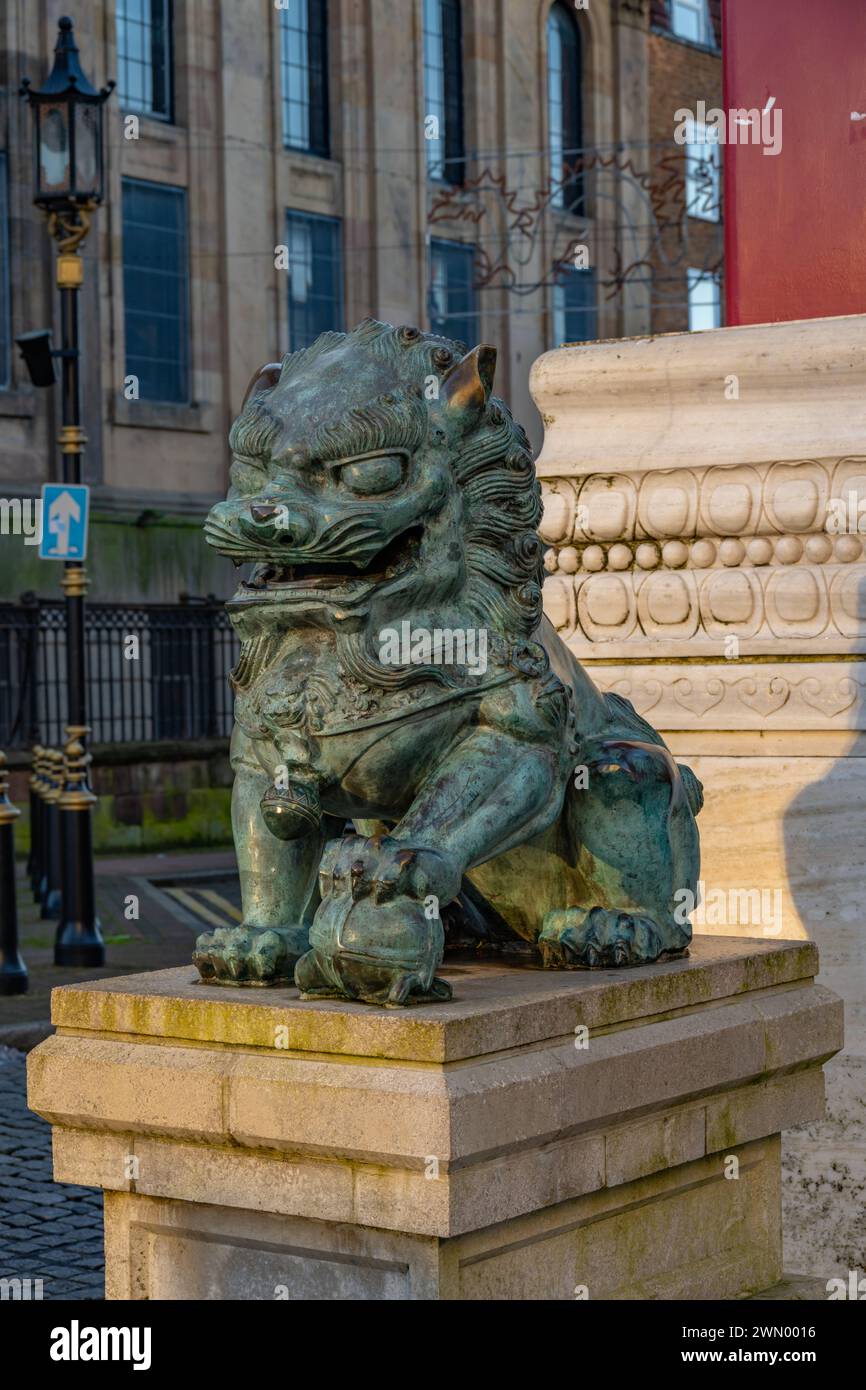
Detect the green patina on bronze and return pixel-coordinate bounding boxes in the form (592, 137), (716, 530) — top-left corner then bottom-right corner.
(192, 320), (703, 1006)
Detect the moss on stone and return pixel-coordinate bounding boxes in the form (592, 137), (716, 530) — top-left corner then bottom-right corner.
(15, 788), (231, 856)
(0, 514), (232, 606)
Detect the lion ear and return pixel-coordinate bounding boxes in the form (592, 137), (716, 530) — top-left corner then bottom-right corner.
(441, 345), (497, 424)
(241, 361), (282, 410)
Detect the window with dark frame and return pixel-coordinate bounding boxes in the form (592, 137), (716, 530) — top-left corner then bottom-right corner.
(552, 264), (597, 345)
(122, 178), (190, 404)
(423, 0), (465, 185)
(429, 239), (476, 348)
(116, 0), (173, 121)
(285, 210), (344, 350)
(0, 153), (10, 388)
(547, 1), (584, 214)
(280, 0), (330, 157)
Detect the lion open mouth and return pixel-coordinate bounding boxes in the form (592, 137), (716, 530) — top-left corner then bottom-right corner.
(237, 525), (423, 599)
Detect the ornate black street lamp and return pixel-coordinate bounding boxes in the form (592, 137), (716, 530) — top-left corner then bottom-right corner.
(20, 17), (114, 965)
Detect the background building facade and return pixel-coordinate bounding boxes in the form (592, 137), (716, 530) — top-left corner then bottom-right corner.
(0, 0), (721, 607)
(0, 1), (721, 805)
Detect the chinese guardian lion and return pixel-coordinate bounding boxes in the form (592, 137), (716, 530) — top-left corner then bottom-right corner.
(193, 320), (702, 1006)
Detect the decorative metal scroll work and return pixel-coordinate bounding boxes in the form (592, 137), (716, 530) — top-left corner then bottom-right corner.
(427, 144), (723, 309)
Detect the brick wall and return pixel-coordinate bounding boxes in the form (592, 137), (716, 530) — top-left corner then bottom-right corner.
(650, 0), (722, 45)
(648, 21), (723, 334)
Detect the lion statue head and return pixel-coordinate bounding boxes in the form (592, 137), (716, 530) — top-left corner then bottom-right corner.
(205, 319), (545, 693)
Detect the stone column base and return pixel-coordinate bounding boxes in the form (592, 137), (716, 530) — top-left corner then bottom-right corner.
(27, 937), (842, 1301)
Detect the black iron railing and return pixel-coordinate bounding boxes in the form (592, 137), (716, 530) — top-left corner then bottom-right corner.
(0, 596), (239, 749)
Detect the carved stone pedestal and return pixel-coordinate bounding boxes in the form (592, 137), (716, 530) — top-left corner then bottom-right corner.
(530, 315), (866, 1270)
(28, 938), (841, 1300)
(531, 317), (866, 960)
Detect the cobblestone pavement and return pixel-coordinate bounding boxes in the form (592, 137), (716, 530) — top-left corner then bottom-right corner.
(0, 849), (238, 1041)
(0, 849), (241, 1302)
(0, 1046), (104, 1300)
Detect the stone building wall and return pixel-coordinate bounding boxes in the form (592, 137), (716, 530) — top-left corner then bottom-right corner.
(0, 0), (720, 605)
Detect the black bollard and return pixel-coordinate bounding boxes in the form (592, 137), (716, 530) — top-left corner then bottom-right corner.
(40, 748), (63, 920)
(0, 751), (28, 996)
(54, 731), (104, 967)
(30, 745), (47, 902)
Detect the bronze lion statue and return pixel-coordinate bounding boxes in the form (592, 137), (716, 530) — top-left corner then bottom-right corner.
(193, 320), (702, 1006)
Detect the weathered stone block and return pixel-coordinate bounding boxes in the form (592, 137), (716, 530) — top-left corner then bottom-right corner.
(28, 936), (842, 1299)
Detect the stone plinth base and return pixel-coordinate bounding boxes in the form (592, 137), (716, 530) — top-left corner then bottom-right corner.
(28, 938), (842, 1301)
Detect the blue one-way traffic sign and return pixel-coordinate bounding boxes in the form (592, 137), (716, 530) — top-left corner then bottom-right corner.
(39, 483), (90, 561)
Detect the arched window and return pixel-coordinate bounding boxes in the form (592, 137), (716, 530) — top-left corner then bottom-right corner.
(280, 0), (330, 157)
(423, 0), (465, 185)
(547, 1), (583, 212)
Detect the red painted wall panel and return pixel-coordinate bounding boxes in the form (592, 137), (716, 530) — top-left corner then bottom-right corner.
(723, 0), (866, 325)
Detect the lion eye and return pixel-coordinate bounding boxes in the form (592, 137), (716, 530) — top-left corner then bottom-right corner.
(230, 457), (267, 493)
(339, 455), (403, 495)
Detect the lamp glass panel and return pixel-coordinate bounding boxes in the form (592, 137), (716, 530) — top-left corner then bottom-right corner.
(74, 104), (101, 197)
(38, 102), (72, 194)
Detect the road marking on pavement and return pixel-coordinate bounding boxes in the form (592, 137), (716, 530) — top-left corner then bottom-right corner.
(165, 887), (231, 929)
(200, 889), (243, 922)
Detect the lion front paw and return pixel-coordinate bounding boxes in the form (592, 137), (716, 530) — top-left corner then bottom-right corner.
(192, 924), (309, 985)
(295, 833), (454, 1007)
(539, 906), (689, 969)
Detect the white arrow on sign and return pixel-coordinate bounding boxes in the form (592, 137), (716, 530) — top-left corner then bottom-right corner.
(47, 490), (81, 556)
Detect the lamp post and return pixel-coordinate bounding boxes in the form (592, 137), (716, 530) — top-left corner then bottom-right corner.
(20, 17), (113, 965)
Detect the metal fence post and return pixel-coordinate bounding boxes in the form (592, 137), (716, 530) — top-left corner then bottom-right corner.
(31, 745), (49, 902)
(0, 751), (28, 996)
(40, 748), (63, 920)
(27, 743), (44, 899)
(20, 590), (41, 748)
(205, 597), (219, 739)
